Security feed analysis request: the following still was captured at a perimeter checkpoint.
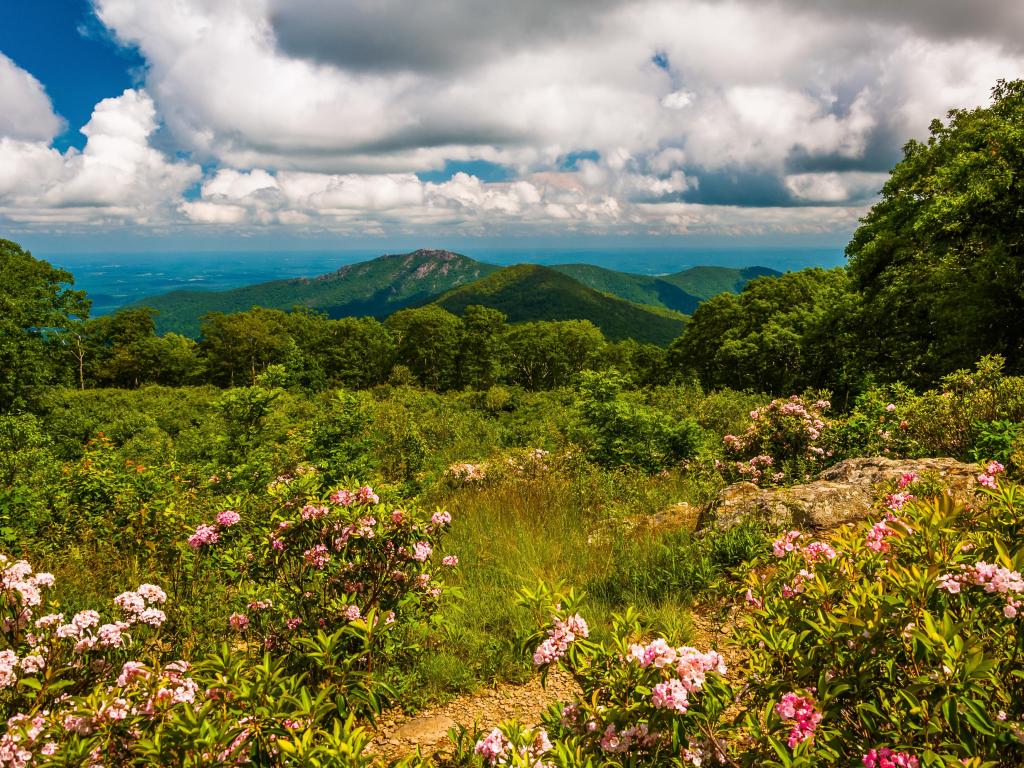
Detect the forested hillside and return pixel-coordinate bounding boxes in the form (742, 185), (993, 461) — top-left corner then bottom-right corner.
(434, 264), (687, 345)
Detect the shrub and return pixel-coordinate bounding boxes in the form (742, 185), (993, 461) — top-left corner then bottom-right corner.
(720, 395), (833, 485)
(577, 371), (701, 473)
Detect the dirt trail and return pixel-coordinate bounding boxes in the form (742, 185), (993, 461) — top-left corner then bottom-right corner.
(364, 608), (742, 763)
(365, 667), (579, 763)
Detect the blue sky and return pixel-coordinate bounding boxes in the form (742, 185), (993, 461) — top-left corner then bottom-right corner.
(0, 0), (1021, 256)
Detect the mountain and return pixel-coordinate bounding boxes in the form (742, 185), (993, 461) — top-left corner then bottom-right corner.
(662, 265), (779, 300)
(433, 264), (687, 345)
(550, 263), (779, 313)
(135, 249), (500, 336)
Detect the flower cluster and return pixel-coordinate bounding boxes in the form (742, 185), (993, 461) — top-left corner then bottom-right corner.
(447, 462), (487, 485)
(775, 691), (822, 748)
(938, 560), (1024, 617)
(977, 460), (1005, 490)
(187, 508), (241, 549)
(862, 747), (920, 768)
(532, 614), (589, 667)
(721, 396), (832, 486)
(475, 726), (551, 767)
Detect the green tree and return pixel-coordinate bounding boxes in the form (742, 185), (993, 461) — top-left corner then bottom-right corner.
(576, 369), (701, 471)
(458, 305), (507, 389)
(0, 240), (90, 411)
(199, 308), (297, 386)
(386, 306), (464, 390)
(503, 320), (606, 390)
(670, 269), (853, 394)
(847, 79), (1024, 383)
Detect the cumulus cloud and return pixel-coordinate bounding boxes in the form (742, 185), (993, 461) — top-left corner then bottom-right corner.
(0, 89), (200, 224)
(5, 0), (1023, 236)
(0, 53), (64, 142)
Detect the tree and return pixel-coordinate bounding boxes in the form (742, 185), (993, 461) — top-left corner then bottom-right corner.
(386, 306), (464, 390)
(0, 240), (89, 411)
(458, 305), (507, 389)
(847, 79), (1024, 383)
(669, 269), (853, 394)
(199, 309), (297, 386)
(503, 320), (606, 390)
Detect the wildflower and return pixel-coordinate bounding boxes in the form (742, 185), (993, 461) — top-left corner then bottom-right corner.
(411, 541), (433, 562)
(652, 678), (689, 713)
(865, 520), (895, 553)
(431, 510), (452, 527)
(885, 403), (896, 412)
(773, 531), (803, 558)
(303, 545), (330, 570)
(532, 613), (589, 667)
(300, 505), (328, 521)
(329, 489), (355, 506)
(137, 608), (166, 627)
(802, 541), (837, 564)
(775, 692), (822, 748)
(356, 486), (379, 505)
(475, 728), (510, 765)
(862, 747), (920, 768)
(188, 524), (219, 549)
(442, 555), (459, 566)
(228, 613), (249, 631)
(342, 604), (361, 621)
(136, 584), (167, 604)
(216, 510), (241, 527)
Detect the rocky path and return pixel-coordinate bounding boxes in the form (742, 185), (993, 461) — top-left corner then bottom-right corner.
(364, 667), (579, 763)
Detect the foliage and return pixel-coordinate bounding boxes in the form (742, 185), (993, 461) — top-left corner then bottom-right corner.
(0, 239), (89, 412)
(720, 395), (833, 486)
(847, 79), (1024, 384)
(576, 370), (701, 472)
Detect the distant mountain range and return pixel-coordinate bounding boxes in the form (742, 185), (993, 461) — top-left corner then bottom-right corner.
(131, 249), (779, 344)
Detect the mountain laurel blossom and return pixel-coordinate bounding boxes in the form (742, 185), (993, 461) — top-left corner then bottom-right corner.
(775, 692), (822, 748)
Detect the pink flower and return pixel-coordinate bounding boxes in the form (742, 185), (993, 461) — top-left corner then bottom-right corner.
(188, 524), (219, 548)
(475, 728), (510, 765)
(431, 510), (452, 527)
(977, 473), (998, 490)
(300, 504), (328, 521)
(216, 510), (240, 527)
(302, 545), (330, 570)
(342, 604), (361, 621)
(329, 489), (355, 506)
(865, 520), (895, 553)
(773, 531), (803, 558)
(987, 461), (1006, 475)
(885, 403), (896, 412)
(356, 486), (379, 505)
(775, 692), (822, 748)
(862, 747), (920, 768)
(652, 679), (689, 713)
(802, 541), (837, 564)
(136, 584), (167, 603)
(229, 613), (249, 631)
(442, 555), (459, 567)
(285, 617), (302, 630)
(411, 541), (433, 562)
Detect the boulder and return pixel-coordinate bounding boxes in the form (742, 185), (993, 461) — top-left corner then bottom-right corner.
(699, 457), (980, 531)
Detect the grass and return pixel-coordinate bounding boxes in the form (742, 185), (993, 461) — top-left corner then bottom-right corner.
(399, 464), (760, 707)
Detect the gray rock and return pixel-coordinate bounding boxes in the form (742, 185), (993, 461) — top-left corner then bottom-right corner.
(699, 457), (981, 531)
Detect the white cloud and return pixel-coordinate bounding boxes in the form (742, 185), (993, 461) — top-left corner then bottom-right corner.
(5, 0), (1022, 236)
(784, 171), (888, 203)
(0, 89), (200, 224)
(0, 54), (64, 142)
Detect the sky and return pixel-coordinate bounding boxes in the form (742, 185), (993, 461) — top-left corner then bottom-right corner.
(1, 0), (1022, 255)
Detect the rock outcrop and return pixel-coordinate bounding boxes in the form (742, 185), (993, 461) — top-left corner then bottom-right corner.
(699, 457), (981, 531)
